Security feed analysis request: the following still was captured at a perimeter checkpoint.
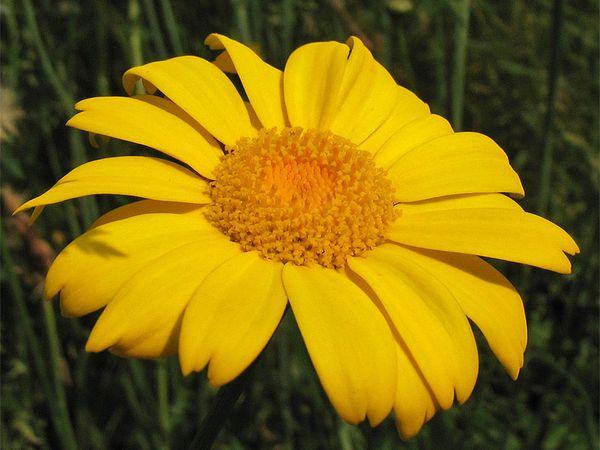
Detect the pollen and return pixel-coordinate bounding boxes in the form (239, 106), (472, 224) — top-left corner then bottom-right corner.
(206, 127), (397, 268)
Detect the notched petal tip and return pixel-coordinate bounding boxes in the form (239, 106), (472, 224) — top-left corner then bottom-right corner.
(12, 200), (33, 216)
(204, 32), (224, 49)
(344, 35), (362, 49)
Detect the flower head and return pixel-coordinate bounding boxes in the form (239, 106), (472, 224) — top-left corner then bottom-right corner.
(15, 34), (578, 438)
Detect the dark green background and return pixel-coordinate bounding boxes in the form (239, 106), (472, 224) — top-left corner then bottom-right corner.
(1, 0), (598, 448)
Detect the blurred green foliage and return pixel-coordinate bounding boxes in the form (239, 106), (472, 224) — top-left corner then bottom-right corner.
(1, 0), (598, 448)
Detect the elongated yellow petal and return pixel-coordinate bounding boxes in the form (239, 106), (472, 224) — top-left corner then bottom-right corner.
(389, 245), (527, 379)
(282, 264), (397, 426)
(68, 95), (222, 178)
(397, 193), (523, 215)
(374, 115), (453, 168)
(206, 34), (287, 129)
(46, 213), (221, 317)
(134, 94), (223, 145)
(14, 156), (210, 214)
(86, 235), (241, 358)
(359, 86), (430, 153)
(329, 37), (398, 144)
(387, 209), (579, 273)
(387, 132), (524, 201)
(123, 56), (255, 146)
(394, 343), (437, 439)
(283, 42), (349, 129)
(90, 199), (204, 228)
(179, 252), (287, 386)
(348, 245), (478, 407)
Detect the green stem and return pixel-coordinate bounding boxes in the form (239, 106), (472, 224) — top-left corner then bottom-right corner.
(143, 0), (168, 58)
(274, 311), (294, 445)
(232, 0), (252, 43)
(378, 4), (393, 69)
(159, 0), (183, 54)
(157, 359), (170, 447)
(129, 0), (144, 67)
(394, 18), (417, 90)
(22, 0), (98, 227)
(529, 353), (598, 450)
(187, 364), (255, 450)
(21, 0), (74, 112)
(249, 0), (265, 53)
(280, 0), (295, 64)
(3, 0), (21, 88)
(42, 300), (78, 449)
(1, 237), (77, 450)
(537, 0), (563, 215)
(95, 0), (110, 95)
(450, 0), (471, 131)
(433, 12), (448, 115)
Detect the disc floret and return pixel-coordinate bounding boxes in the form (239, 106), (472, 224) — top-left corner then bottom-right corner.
(207, 127), (396, 268)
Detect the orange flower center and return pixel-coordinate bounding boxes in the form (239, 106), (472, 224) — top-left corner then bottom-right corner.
(206, 127), (396, 268)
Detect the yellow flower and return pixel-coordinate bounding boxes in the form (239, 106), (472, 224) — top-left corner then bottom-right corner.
(15, 34), (578, 438)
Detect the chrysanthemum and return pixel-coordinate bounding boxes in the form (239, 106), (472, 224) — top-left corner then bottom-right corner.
(15, 34), (578, 438)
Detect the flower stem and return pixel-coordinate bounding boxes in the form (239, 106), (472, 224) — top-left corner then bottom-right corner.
(156, 359), (171, 447)
(537, 0), (564, 216)
(42, 300), (78, 450)
(450, 0), (471, 131)
(2, 238), (78, 450)
(129, 0), (144, 67)
(232, 0), (252, 44)
(187, 364), (255, 450)
(159, 0), (183, 54)
(22, 0), (98, 227)
(142, 0), (169, 58)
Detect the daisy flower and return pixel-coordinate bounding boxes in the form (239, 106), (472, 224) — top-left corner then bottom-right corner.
(15, 34), (578, 438)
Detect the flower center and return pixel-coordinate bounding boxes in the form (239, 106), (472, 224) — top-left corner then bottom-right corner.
(206, 127), (396, 268)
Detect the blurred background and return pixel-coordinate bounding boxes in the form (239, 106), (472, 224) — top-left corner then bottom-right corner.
(1, 0), (598, 448)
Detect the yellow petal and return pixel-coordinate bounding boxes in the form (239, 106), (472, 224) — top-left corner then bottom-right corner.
(348, 245), (478, 407)
(283, 41), (349, 129)
(328, 37), (398, 144)
(389, 245), (527, 379)
(134, 94), (223, 146)
(90, 199), (204, 228)
(387, 132), (524, 201)
(179, 252), (287, 386)
(123, 56), (255, 146)
(205, 34), (287, 129)
(398, 193), (523, 216)
(86, 235), (241, 358)
(387, 208), (579, 273)
(282, 264), (397, 426)
(46, 213), (220, 317)
(359, 86), (430, 153)
(374, 114), (453, 168)
(14, 156), (210, 214)
(394, 343), (437, 439)
(69, 95), (222, 178)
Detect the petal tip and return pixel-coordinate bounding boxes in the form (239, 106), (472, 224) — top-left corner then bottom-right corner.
(204, 33), (224, 48)
(509, 367), (520, 381)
